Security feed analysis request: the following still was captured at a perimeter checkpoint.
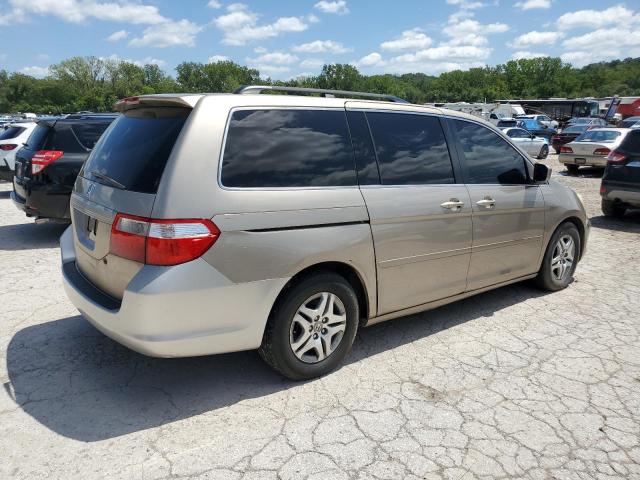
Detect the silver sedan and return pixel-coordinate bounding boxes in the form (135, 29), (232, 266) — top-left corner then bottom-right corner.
(559, 128), (632, 174)
(501, 127), (549, 159)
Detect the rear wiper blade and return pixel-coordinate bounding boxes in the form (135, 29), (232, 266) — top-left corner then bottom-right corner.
(89, 171), (126, 190)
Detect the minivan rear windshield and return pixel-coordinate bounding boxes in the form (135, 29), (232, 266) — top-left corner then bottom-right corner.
(81, 107), (189, 194)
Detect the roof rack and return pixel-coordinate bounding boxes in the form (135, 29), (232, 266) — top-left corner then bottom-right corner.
(234, 85), (409, 103)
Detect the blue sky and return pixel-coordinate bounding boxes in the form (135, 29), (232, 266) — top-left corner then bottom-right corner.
(1, 0), (639, 79)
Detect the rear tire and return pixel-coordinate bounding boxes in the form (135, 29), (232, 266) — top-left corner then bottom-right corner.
(601, 199), (626, 218)
(566, 164), (579, 175)
(537, 144), (549, 159)
(259, 272), (359, 380)
(535, 222), (581, 291)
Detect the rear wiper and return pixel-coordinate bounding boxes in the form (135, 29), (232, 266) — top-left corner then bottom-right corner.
(90, 171), (126, 190)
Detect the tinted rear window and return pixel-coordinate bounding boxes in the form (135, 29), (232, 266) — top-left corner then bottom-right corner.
(221, 109), (356, 188)
(43, 124), (87, 152)
(82, 107), (189, 194)
(24, 124), (51, 149)
(563, 126), (587, 134)
(0, 126), (25, 140)
(620, 131), (640, 153)
(575, 131), (620, 142)
(366, 112), (454, 185)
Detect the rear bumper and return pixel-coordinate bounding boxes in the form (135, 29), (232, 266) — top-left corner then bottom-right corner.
(558, 154), (608, 167)
(601, 181), (640, 207)
(12, 176), (71, 219)
(60, 226), (289, 358)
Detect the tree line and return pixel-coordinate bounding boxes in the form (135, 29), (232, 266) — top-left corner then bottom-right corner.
(1, 55), (639, 114)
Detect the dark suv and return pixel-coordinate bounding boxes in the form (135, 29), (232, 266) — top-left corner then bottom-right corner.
(12, 113), (117, 221)
(600, 129), (640, 217)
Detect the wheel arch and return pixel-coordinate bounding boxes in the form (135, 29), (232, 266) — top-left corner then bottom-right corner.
(271, 261), (371, 327)
(547, 216), (587, 261)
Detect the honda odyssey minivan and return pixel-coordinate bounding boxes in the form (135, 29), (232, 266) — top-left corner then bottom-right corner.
(61, 87), (589, 380)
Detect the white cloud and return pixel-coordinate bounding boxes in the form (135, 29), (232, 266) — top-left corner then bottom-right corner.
(509, 30), (563, 48)
(8, 0), (167, 25)
(129, 19), (201, 48)
(213, 3), (308, 45)
(393, 45), (491, 63)
(101, 54), (166, 67)
(380, 29), (432, 51)
(563, 28), (640, 51)
(445, 18), (509, 38)
(254, 65), (291, 75)
(106, 29), (128, 42)
(357, 52), (385, 67)
(292, 40), (350, 54)
(314, 0), (348, 15)
(208, 55), (230, 63)
(248, 52), (299, 65)
(557, 5), (640, 30)
(446, 0), (484, 8)
(512, 50), (549, 59)
(300, 58), (325, 69)
(20, 65), (50, 77)
(514, 0), (551, 10)
(207, 0), (222, 8)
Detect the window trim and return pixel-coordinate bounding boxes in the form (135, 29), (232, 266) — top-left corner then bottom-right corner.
(217, 106), (360, 191)
(444, 116), (535, 187)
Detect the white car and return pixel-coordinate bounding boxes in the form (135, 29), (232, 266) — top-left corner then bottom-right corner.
(517, 114), (558, 129)
(0, 122), (37, 181)
(501, 127), (550, 159)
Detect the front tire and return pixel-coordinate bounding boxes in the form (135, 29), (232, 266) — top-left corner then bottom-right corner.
(537, 144), (549, 159)
(601, 199), (626, 218)
(535, 222), (581, 291)
(259, 272), (359, 380)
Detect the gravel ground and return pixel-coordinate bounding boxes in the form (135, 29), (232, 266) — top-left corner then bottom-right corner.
(1, 155), (639, 480)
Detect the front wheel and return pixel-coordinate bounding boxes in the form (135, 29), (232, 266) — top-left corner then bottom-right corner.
(537, 144), (549, 159)
(535, 222), (581, 291)
(259, 272), (359, 380)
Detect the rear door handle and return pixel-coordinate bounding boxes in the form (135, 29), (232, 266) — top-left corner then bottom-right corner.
(476, 197), (496, 209)
(441, 199), (465, 212)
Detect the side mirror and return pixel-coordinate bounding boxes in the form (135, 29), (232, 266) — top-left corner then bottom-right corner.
(533, 163), (551, 183)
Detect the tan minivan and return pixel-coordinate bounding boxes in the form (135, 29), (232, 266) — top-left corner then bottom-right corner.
(61, 86), (589, 379)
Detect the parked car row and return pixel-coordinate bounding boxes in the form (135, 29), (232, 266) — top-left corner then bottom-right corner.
(0, 122), (37, 181)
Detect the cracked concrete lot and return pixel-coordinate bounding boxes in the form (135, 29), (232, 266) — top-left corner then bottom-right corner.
(1, 154), (639, 480)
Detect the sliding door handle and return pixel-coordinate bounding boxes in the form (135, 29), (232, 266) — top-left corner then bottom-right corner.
(476, 197), (496, 209)
(441, 199), (465, 211)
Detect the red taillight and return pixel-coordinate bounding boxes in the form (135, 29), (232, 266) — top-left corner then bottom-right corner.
(110, 213), (220, 266)
(31, 150), (63, 174)
(606, 150), (628, 165)
(594, 147), (611, 156)
(560, 146), (573, 153)
(0, 144), (17, 151)
(599, 183), (606, 195)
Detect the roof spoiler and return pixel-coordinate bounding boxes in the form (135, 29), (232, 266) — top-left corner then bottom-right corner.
(114, 95), (201, 112)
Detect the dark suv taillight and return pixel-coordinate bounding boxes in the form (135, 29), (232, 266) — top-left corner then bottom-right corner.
(110, 213), (220, 266)
(31, 150), (64, 174)
(606, 150), (628, 165)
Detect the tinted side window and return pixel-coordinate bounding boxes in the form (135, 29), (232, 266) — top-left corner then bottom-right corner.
(507, 129), (529, 138)
(24, 124), (51, 149)
(72, 121), (112, 149)
(222, 109), (356, 188)
(345, 110), (379, 185)
(366, 112), (454, 185)
(452, 119), (528, 185)
(44, 124), (86, 153)
(621, 131), (640, 153)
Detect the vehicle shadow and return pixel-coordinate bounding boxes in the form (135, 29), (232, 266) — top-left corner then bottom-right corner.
(6, 281), (550, 442)
(0, 190), (11, 198)
(589, 212), (640, 233)
(0, 222), (68, 251)
(556, 167), (604, 178)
